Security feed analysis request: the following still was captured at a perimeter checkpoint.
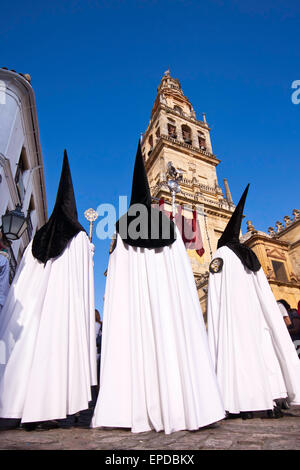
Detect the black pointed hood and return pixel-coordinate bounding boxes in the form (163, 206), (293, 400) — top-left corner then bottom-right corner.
(129, 140), (152, 208)
(32, 150), (85, 263)
(116, 140), (176, 248)
(217, 184), (261, 272)
(218, 184), (249, 248)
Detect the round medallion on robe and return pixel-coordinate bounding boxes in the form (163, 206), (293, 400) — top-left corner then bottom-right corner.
(209, 257), (223, 274)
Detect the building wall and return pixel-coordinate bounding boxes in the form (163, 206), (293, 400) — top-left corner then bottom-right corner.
(0, 68), (47, 277)
(243, 216), (300, 309)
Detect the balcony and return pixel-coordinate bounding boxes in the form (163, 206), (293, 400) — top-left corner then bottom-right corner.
(162, 134), (215, 159)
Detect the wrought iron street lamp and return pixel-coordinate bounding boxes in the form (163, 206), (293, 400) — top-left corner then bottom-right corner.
(1, 204), (27, 240)
(166, 162), (183, 218)
(167, 179), (181, 218)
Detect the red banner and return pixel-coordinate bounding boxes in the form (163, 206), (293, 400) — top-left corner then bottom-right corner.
(158, 198), (205, 257)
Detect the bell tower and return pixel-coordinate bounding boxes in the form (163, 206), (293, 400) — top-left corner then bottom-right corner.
(141, 70), (235, 312)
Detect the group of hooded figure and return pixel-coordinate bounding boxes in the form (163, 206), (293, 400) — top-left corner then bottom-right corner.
(0, 142), (300, 435)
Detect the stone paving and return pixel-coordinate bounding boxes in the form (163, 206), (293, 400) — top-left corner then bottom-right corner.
(0, 406), (300, 450)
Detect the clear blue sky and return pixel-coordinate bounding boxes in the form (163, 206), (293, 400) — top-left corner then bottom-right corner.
(1, 0), (299, 312)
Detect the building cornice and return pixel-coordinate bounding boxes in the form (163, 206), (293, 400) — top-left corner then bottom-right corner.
(291, 239), (300, 250)
(243, 232), (290, 248)
(0, 68), (48, 224)
(273, 218), (300, 239)
(145, 135), (220, 171)
(163, 104), (209, 129)
(268, 279), (300, 289)
(151, 185), (233, 220)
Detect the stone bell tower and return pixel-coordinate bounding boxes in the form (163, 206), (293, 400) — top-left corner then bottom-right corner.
(141, 70), (235, 313)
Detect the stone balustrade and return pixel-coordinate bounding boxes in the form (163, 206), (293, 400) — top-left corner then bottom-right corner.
(267, 209), (300, 237)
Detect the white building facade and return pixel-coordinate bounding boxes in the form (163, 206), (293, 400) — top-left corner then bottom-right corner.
(0, 68), (47, 278)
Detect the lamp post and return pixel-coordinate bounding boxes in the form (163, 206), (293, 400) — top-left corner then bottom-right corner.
(84, 208), (99, 242)
(166, 162), (183, 218)
(1, 204), (27, 240)
(167, 179), (181, 218)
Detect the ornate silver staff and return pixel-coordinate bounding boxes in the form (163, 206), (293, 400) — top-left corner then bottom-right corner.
(84, 208), (99, 242)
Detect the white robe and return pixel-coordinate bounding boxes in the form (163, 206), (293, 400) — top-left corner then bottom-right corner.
(207, 246), (300, 414)
(0, 231), (97, 423)
(92, 229), (225, 434)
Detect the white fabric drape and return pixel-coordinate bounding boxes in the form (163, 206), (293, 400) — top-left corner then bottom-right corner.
(0, 231), (97, 423)
(92, 229), (225, 434)
(207, 246), (300, 414)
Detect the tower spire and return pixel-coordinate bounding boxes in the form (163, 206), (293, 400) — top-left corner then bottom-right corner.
(224, 178), (233, 206)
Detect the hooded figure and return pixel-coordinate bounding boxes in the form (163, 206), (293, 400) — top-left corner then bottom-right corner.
(207, 185), (300, 417)
(0, 151), (97, 424)
(91, 141), (225, 434)
(115, 141), (176, 249)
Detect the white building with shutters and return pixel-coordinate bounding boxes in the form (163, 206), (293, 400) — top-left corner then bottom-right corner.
(0, 68), (47, 277)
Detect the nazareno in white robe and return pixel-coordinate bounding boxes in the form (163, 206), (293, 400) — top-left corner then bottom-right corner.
(91, 228), (225, 434)
(207, 246), (300, 414)
(0, 231), (97, 423)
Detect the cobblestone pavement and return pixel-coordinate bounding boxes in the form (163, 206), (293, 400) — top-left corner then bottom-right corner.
(0, 406), (300, 450)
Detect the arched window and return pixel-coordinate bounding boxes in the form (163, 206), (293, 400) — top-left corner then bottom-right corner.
(148, 135), (153, 156)
(174, 105), (182, 114)
(182, 125), (192, 145)
(167, 123), (177, 139)
(198, 131), (206, 150)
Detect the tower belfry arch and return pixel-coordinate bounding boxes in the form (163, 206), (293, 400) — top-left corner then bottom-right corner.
(141, 71), (235, 312)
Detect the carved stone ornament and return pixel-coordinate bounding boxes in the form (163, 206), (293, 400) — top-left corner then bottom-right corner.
(268, 227), (276, 237)
(293, 209), (300, 222)
(275, 221), (284, 233)
(283, 215), (293, 227)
